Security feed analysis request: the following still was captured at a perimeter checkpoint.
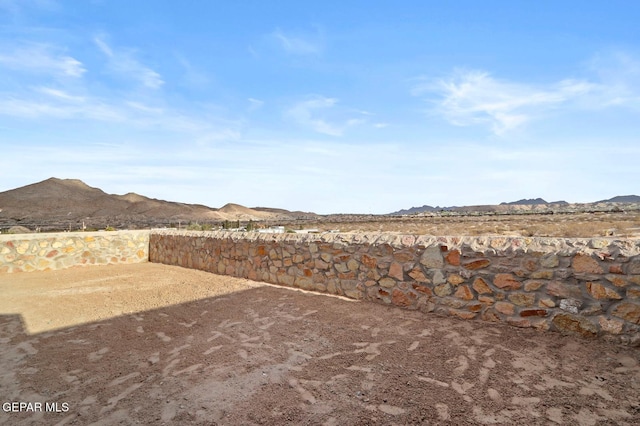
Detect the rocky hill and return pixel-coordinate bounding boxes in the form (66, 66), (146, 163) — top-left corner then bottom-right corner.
(599, 195), (640, 203)
(390, 196), (640, 216)
(0, 178), (309, 231)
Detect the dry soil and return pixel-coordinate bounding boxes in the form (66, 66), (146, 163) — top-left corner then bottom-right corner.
(1, 263), (639, 425)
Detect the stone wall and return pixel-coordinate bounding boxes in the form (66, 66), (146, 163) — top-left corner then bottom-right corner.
(0, 230), (149, 273)
(150, 230), (640, 343)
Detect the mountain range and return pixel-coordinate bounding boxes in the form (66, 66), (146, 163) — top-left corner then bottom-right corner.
(1, 178), (638, 231)
(0, 178), (313, 231)
(390, 195), (640, 216)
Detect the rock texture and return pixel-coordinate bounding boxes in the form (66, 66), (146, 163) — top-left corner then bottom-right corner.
(0, 231), (149, 272)
(150, 231), (640, 343)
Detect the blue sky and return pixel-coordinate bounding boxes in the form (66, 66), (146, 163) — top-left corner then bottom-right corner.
(0, 0), (638, 214)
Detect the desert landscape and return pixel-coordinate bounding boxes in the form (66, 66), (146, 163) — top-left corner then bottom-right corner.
(1, 178), (639, 237)
(2, 178), (640, 425)
(3, 1), (639, 424)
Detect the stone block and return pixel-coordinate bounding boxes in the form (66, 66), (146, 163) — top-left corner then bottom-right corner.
(611, 302), (640, 324)
(627, 288), (640, 298)
(408, 267), (429, 283)
(481, 309), (501, 322)
(495, 302), (515, 315)
(608, 264), (623, 274)
(598, 317), (624, 334)
(552, 314), (597, 338)
(335, 262), (349, 273)
(572, 254), (603, 274)
(628, 260), (640, 274)
(467, 302), (483, 312)
(378, 277), (396, 289)
(462, 258), (491, 270)
(392, 289), (414, 307)
(361, 254), (377, 269)
(520, 309), (548, 317)
(524, 280), (545, 292)
(341, 280), (362, 299)
(522, 258), (538, 271)
(605, 275), (627, 287)
(347, 259), (360, 272)
(540, 254), (559, 268)
(559, 298), (582, 314)
(420, 246), (443, 268)
(539, 298), (555, 308)
(493, 274), (522, 290)
(447, 274), (465, 286)
(478, 296), (494, 305)
(472, 277), (493, 295)
(434, 283), (452, 297)
(278, 274), (295, 286)
(547, 281), (581, 299)
(508, 293), (535, 307)
(454, 285), (474, 300)
(442, 298), (466, 308)
(393, 251), (414, 263)
(530, 270), (554, 280)
(581, 303), (603, 315)
(445, 250), (460, 266)
(320, 253), (332, 263)
(389, 262), (404, 281)
(412, 283), (432, 295)
(315, 258), (329, 270)
(432, 270), (446, 285)
(586, 282), (622, 300)
(448, 309), (477, 320)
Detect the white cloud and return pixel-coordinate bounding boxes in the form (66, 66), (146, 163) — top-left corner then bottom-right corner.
(0, 88), (241, 143)
(286, 96), (342, 136)
(94, 36), (164, 89)
(35, 86), (85, 102)
(285, 96), (369, 136)
(0, 96), (127, 121)
(247, 98), (264, 111)
(0, 43), (85, 77)
(414, 69), (595, 135)
(125, 101), (164, 114)
(271, 28), (322, 55)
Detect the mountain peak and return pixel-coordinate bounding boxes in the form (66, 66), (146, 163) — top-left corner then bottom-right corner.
(500, 198), (548, 206)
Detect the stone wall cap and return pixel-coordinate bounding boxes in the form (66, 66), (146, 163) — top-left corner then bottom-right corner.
(0, 229), (150, 241)
(149, 230), (640, 257)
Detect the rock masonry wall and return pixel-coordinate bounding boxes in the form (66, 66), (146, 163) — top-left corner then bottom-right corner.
(0, 230), (149, 273)
(150, 230), (640, 343)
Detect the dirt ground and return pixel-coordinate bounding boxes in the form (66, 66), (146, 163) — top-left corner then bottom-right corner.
(1, 263), (640, 425)
(307, 212), (640, 238)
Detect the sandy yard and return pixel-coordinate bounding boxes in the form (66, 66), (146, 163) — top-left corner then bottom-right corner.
(1, 263), (639, 425)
